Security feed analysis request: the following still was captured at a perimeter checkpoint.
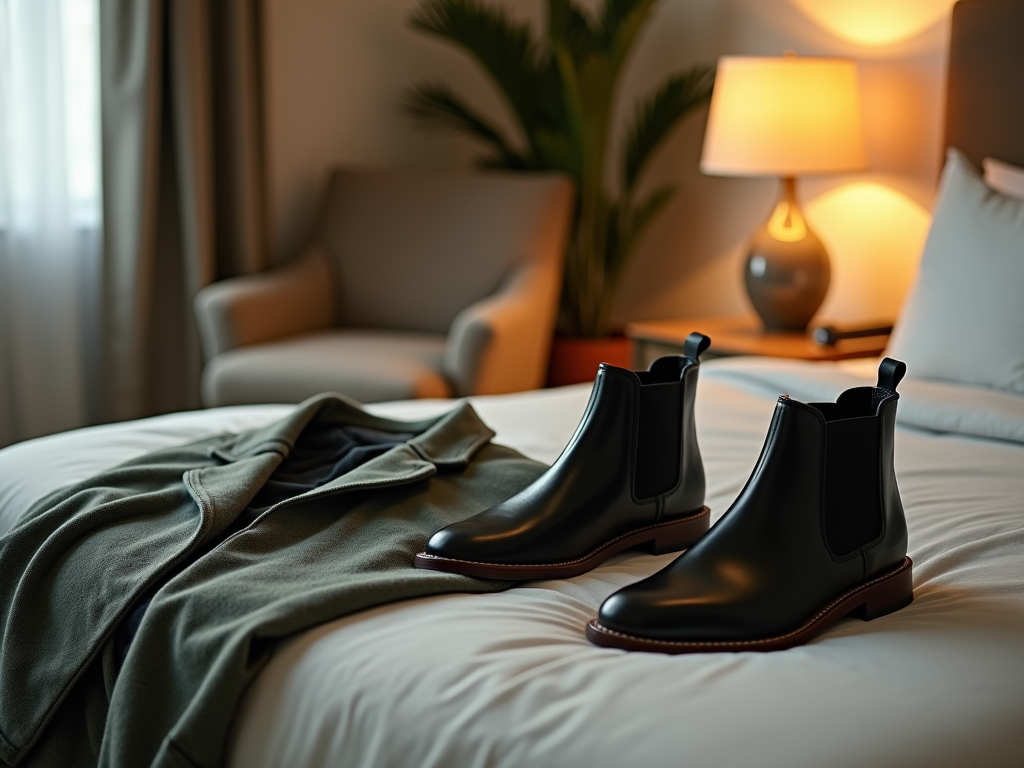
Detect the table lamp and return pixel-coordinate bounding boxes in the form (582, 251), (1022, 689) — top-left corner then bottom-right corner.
(701, 53), (867, 331)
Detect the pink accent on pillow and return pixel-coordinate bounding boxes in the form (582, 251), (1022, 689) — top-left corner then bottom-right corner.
(982, 157), (1024, 200)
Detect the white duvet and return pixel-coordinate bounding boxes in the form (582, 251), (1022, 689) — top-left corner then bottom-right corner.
(2, 358), (1023, 767)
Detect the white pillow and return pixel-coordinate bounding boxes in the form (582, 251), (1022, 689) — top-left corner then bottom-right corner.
(982, 156), (1024, 200)
(887, 148), (1024, 393)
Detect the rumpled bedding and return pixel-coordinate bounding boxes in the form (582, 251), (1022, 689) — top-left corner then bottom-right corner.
(1, 358), (1022, 768)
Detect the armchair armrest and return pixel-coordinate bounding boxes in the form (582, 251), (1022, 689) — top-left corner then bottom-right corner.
(443, 256), (562, 396)
(193, 246), (334, 361)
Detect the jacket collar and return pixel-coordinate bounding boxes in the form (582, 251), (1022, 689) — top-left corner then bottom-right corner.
(217, 393), (493, 465)
(191, 395), (495, 521)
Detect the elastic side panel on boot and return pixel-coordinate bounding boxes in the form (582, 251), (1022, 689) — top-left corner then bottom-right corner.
(634, 381), (681, 499)
(823, 416), (883, 557)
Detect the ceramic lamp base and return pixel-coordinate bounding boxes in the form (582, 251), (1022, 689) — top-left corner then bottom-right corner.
(744, 177), (830, 332)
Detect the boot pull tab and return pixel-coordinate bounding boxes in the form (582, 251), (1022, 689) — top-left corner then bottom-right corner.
(683, 333), (711, 362)
(877, 357), (907, 392)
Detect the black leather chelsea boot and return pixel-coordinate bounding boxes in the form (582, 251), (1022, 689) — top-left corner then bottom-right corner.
(414, 333), (713, 580)
(587, 357), (913, 653)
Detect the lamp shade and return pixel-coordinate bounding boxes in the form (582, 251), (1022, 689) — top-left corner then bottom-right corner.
(701, 55), (867, 177)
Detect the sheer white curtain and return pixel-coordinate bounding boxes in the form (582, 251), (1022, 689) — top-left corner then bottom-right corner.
(0, 0), (101, 447)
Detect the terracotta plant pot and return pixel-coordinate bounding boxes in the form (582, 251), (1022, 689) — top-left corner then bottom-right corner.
(547, 335), (633, 388)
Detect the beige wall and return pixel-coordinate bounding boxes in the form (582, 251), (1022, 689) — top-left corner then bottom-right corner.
(262, 0), (952, 328)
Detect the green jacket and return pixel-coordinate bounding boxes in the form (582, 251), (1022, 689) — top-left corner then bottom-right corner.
(0, 395), (545, 768)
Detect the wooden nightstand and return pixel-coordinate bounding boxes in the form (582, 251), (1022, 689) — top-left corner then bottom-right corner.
(626, 314), (889, 369)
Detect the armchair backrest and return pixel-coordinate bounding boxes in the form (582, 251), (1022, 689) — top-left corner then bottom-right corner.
(313, 170), (574, 334)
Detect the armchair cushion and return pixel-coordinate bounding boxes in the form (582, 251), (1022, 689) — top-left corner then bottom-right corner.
(201, 330), (450, 406)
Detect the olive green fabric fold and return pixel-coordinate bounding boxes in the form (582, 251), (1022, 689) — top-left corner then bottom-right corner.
(0, 394), (545, 768)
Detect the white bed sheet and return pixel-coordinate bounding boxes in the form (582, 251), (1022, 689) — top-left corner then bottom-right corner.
(1, 360), (1022, 767)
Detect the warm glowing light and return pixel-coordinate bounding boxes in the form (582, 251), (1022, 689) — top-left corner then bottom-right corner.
(788, 0), (956, 47)
(766, 199), (808, 242)
(701, 56), (866, 177)
(806, 182), (930, 322)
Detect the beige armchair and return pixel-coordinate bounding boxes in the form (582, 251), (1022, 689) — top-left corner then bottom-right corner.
(194, 170), (573, 406)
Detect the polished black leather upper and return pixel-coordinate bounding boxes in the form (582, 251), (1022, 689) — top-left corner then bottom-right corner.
(424, 344), (708, 565)
(598, 362), (908, 642)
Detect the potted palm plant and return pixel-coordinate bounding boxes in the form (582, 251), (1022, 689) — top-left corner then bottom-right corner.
(406, 0), (712, 383)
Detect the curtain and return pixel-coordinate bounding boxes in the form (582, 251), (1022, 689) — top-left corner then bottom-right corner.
(0, 0), (101, 448)
(0, 0), (266, 447)
(100, 0), (267, 424)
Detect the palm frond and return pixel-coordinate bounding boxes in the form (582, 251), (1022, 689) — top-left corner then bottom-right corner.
(410, 0), (554, 141)
(597, 0), (650, 40)
(596, 0), (658, 66)
(476, 153), (532, 170)
(615, 184), (675, 269)
(546, 0), (597, 66)
(534, 128), (583, 181)
(550, 47), (589, 171)
(621, 66), (714, 192)
(403, 83), (529, 168)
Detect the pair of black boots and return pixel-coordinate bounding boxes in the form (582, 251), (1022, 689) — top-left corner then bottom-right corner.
(415, 333), (913, 654)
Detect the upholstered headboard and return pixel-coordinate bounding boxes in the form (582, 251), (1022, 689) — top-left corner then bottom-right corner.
(945, 0), (1024, 167)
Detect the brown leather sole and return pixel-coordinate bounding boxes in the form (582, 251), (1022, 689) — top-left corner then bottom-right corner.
(413, 506), (711, 581)
(586, 555), (914, 654)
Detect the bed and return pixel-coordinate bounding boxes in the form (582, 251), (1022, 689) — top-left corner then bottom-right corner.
(3, 360), (1024, 767)
(2, 1), (1024, 766)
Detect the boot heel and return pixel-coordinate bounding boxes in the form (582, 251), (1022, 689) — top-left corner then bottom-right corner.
(851, 557), (914, 621)
(645, 507), (711, 555)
